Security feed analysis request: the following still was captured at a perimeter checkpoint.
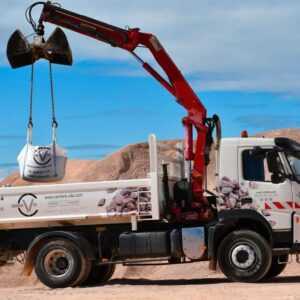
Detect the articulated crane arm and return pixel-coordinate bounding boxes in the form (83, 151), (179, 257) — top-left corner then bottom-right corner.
(37, 2), (221, 221)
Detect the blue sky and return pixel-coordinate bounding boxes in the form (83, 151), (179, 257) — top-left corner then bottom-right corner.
(0, 1), (300, 177)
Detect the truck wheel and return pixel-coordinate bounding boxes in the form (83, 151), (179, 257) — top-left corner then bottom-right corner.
(217, 230), (272, 283)
(83, 264), (116, 286)
(35, 239), (84, 288)
(262, 255), (288, 280)
(71, 248), (92, 287)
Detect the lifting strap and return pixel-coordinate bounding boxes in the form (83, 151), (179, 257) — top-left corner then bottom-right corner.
(49, 62), (58, 130)
(27, 61), (58, 144)
(27, 63), (34, 144)
(26, 61), (59, 177)
(49, 62), (57, 176)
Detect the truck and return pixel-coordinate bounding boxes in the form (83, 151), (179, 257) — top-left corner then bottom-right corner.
(3, 1), (300, 288)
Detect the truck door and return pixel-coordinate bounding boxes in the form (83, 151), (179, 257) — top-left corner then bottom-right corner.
(238, 147), (293, 230)
(285, 154), (300, 211)
(285, 154), (300, 243)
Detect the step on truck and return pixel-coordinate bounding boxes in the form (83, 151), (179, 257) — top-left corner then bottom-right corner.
(3, 1), (300, 288)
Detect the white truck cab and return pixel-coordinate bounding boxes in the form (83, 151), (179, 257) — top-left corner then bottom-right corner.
(218, 136), (300, 242)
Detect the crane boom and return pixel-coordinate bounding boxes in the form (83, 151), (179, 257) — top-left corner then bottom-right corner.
(38, 2), (219, 220)
(40, 4), (207, 120)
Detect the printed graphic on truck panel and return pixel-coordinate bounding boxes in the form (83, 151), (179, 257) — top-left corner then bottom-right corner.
(2, 185), (152, 225)
(217, 177), (256, 210)
(12, 193), (39, 217)
(217, 176), (299, 214)
(106, 187), (151, 216)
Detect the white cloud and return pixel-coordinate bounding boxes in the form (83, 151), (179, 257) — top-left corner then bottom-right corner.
(1, 0), (300, 94)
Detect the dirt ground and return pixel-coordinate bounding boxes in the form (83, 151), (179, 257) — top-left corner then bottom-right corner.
(0, 261), (299, 300)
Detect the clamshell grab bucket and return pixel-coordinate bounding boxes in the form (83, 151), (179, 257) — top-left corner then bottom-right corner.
(7, 28), (73, 68)
(6, 30), (34, 68)
(44, 28), (73, 66)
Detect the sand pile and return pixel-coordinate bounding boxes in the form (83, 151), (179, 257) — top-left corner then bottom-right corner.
(3, 127), (298, 187)
(257, 128), (300, 140)
(1, 139), (217, 190)
(1, 140), (181, 186)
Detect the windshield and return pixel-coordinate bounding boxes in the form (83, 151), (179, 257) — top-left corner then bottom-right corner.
(287, 154), (300, 180)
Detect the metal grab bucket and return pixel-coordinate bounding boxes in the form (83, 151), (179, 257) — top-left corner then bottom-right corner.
(7, 27), (73, 69)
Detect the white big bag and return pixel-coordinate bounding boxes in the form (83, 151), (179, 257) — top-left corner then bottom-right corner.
(17, 63), (67, 182)
(18, 125), (67, 181)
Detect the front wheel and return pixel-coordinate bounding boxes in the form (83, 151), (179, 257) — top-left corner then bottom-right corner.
(218, 230), (272, 283)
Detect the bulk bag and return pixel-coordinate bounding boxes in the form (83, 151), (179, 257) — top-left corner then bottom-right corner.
(18, 126), (67, 181)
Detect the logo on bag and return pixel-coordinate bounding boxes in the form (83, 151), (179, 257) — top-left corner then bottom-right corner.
(33, 147), (52, 166)
(16, 193), (39, 217)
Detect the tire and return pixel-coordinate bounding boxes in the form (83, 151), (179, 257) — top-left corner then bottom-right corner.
(35, 239), (84, 288)
(262, 254), (288, 280)
(83, 263), (116, 286)
(71, 248), (92, 287)
(217, 230), (272, 283)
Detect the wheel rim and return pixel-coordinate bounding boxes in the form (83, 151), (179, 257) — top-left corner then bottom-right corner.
(44, 249), (75, 278)
(230, 244), (256, 269)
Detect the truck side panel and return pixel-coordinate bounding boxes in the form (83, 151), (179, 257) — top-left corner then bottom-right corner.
(0, 179), (153, 230)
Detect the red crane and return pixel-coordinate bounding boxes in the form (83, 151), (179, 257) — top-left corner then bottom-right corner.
(7, 1), (221, 221)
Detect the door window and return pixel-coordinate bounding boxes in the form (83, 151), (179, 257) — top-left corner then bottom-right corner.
(287, 155), (300, 181)
(242, 149), (284, 183)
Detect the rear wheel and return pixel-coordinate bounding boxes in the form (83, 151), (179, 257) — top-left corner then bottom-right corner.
(35, 239), (84, 288)
(262, 254), (288, 280)
(83, 263), (116, 286)
(71, 249), (92, 287)
(218, 230), (272, 283)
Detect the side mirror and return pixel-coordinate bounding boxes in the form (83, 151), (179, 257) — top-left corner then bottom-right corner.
(266, 151), (280, 173)
(267, 151), (285, 183)
(271, 173), (284, 184)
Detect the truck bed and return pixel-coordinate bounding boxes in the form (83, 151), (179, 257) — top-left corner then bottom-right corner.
(0, 135), (162, 230)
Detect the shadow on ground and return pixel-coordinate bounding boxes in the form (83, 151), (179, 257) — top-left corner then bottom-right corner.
(102, 275), (300, 286)
(107, 278), (229, 286)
